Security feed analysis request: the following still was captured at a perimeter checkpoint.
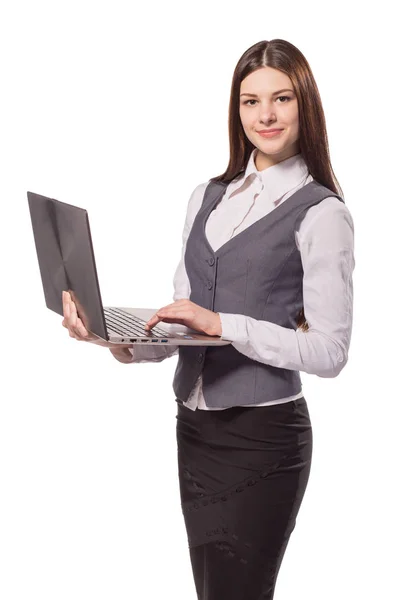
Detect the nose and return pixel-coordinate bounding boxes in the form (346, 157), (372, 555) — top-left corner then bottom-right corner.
(257, 103), (277, 124)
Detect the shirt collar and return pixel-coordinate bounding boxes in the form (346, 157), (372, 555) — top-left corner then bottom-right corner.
(228, 148), (310, 205)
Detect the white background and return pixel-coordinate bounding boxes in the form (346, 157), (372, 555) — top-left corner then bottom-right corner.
(1, 1), (398, 598)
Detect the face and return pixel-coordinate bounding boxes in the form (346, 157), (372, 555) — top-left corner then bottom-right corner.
(239, 66), (300, 170)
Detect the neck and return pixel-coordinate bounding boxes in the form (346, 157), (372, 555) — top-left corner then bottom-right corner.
(254, 144), (300, 171)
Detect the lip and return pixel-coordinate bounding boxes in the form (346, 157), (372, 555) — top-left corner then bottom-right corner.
(257, 129), (284, 138)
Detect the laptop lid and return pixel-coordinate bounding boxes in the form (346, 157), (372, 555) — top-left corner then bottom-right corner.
(27, 191), (109, 339)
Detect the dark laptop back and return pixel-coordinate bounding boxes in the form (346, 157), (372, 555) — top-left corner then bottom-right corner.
(27, 191), (109, 340)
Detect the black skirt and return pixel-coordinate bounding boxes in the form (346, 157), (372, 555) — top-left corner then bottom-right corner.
(175, 397), (313, 600)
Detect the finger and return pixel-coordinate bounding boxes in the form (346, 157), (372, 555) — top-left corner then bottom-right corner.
(69, 301), (84, 338)
(76, 317), (89, 338)
(156, 308), (187, 320)
(144, 301), (189, 329)
(69, 322), (86, 342)
(69, 299), (78, 328)
(145, 308), (172, 329)
(144, 315), (161, 330)
(144, 309), (164, 329)
(62, 292), (70, 319)
(63, 290), (71, 308)
(156, 317), (186, 325)
(145, 309), (187, 330)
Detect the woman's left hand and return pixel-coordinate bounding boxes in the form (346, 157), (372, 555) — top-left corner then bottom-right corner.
(144, 299), (222, 337)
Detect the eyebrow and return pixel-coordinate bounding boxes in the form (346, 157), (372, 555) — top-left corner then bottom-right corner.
(240, 88), (294, 98)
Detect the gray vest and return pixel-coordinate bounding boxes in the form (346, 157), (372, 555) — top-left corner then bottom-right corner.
(172, 179), (344, 408)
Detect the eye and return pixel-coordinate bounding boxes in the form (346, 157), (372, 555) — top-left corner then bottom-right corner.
(243, 96), (291, 106)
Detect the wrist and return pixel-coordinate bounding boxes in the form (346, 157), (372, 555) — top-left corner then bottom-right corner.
(109, 346), (134, 363)
(212, 312), (222, 337)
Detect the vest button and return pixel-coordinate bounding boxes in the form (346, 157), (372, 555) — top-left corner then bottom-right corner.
(208, 257), (215, 266)
(207, 281), (213, 289)
(198, 353), (204, 362)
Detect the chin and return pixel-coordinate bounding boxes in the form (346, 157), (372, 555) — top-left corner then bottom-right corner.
(255, 142), (285, 153)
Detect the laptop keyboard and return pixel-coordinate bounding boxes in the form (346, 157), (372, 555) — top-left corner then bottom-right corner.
(104, 307), (170, 338)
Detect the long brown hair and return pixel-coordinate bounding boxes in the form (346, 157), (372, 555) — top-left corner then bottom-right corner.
(210, 39), (343, 332)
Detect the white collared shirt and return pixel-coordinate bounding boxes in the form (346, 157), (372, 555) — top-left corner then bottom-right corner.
(129, 149), (355, 411)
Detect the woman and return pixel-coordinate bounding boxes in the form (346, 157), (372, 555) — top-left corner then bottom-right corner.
(62, 39), (355, 599)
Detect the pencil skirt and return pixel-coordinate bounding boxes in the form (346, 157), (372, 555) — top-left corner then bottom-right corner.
(175, 396), (313, 600)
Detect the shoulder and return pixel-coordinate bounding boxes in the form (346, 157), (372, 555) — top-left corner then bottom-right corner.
(297, 178), (354, 238)
(185, 179), (210, 207)
(193, 179), (212, 194)
(296, 196), (354, 253)
(303, 196), (353, 233)
(294, 177), (355, 252)
(182, 179), (212, 226)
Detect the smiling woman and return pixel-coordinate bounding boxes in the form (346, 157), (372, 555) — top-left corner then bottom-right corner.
(106, 37), (354, 600)
(210, 40), (344, 194)
(168, 37), (354, 600)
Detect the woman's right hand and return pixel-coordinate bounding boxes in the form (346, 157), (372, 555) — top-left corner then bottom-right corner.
(61, 291), (132, 350)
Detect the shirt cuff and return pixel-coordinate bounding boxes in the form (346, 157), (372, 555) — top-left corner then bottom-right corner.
(218, 312), (249, 343)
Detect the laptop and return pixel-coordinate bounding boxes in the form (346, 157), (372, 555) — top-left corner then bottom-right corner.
(27, 191), (232, 347)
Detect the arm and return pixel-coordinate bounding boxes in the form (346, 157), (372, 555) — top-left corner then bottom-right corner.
(110, 180), (209, 364)
(110, 346), (137, 363)
(110, 345), (179, 363)
(218, 198), (355, 378)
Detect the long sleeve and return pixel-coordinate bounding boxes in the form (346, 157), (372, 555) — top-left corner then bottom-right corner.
(218, 198), (355, 378)
(127, 181), (209, 363)
(126, 343), (179, 363)
(172, 180), (210, 299)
